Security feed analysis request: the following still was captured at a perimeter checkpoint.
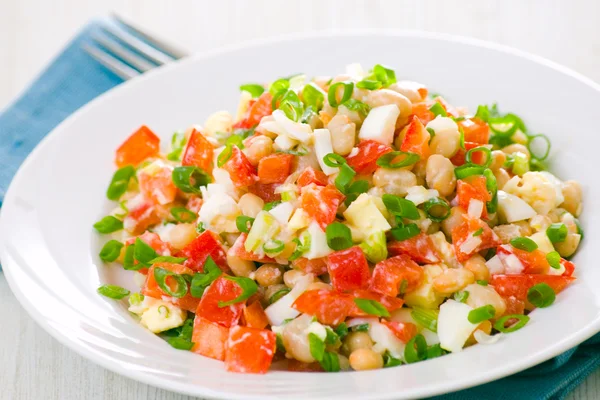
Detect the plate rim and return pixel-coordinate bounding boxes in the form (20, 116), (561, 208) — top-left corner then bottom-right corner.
(2, 29), (600, 399)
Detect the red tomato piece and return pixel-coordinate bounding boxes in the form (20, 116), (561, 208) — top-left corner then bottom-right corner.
(327, 247), (371, 292)
(452, 216), (501, 262)
(186, 195), (203, 213)
(227, 233), (276, 263)
(292, 289), (353, 325)
(115, 125), (160, 167)
(456, 175), (491, 219)
(138, 166), (177, 206)
(411, 102), (436, 126)
(370, 255), (424, 297)
(181, 230), (229, 273)
(248, 182), (282, 202)
(346, 140), (393, 175)
(348, 289), (404, 317)
(142, 263), (199, 312)
(458, 117), (490, 144)
(125, 231), (172, 256)
(561, 258), (575, 277)
(257, 153), (295, 184)
(381, 320), (418, 344)
(300, 184), (344, 229)
(399, 116), (431, 158)
(181, 128), (214, 173)
(225, 326), (276, 374)
(503, 296), (526, 316)
(387, 233), (440, 264)
(496, 245), (550, 274)
(234, 92), (273, 129)
(222, 146), (258, 188)
(292, 257), (328, 276)
(191, 316), (229, 360)
(297, 167), (328, 188)
(490, 274), (575, 302)
(450, 142), (486, 166)
(123, 200), (161, 235)
(242, 301), (270, 330)
(196, 276), (244, 327)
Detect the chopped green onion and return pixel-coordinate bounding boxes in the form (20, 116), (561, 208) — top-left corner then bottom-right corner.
(263, 239), (285, 255)
(225, 134), (245, 149)
(149, 256), (187, 264)
(510, 237), (538, 252)
(429, 102), (447, 117)
(527, 134), (551, 161)
(218, 276), (258, 307)
(170, 207), (197, 223)
(154, 267), (188, 298)
(196, 221), (205, 234)
(483, 168), (498, 214)
(359, 231), (388, 263)
(468, 305), (496, 324)
(404, 334), (427, 364)
(320, 351), (340, 372)
(390, 223), (420, 241)
(99, 240), (124, 262)
(347, 180), (369, 194)
(165, 318), (195, 350)
(335, 163), (356, 193)
(426, 127), (436, 141)
(172, 166), (210, 194)
(508, 152), (530, 176)
(477, 280), (488, 286)
(466, 146), (492, 168)
(269, 288), (291, 304)
(473, 228), (483, 237)
(411, 308), (438, 332)
(263, 201), (281, 211)
(494, 314), (530, 333)
(134, 238), (159, 267)
(323, 153), (347, 167)
(269, 78), (290, 96)
(166, 131), (187, 161)
(129, 292), (144, 306)
(328, 81), (354, 107)
(373, 64), (397, 87)
(236, 216), (255, 233)
(93, 215), (123, 234)
(289, 234), (311, 261)
(97, 284), (130, 300)
(190, 257), (221, 298)
(325, 222), (353, 250)
(454, 291), (470, 303)
(459, 127), (466, 149)
(376, 151), (420, 169)
(240, 83), (265, 98)
(353, 298), (390, 317)
(334, 322), (349, 340)
(217, 144), (234, 167)
(455, 164), (486, 180)
(123, 244), (136, 270)
(423, 197), (451, 222)
(546, 251), (561, 269)
(106, 165), (136, 201)
(302, 83), (326, 111)
(383, 352), (402, 367)
(426, 343), (445, 359)
(356, 79), (382, 90)
(527, 283), (556, 308)
(308, 332), (325, 361)
(382, 194), (420, 220)
(341, 99), (370, 117)
(546, 223), (568, 243)
(279, 89), (305, 121)
(399, 279), (408, 295)
(353, 323), (370, 332)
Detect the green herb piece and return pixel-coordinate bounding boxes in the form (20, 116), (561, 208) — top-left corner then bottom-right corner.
(172, 166), (210, 194)
(467, 305), (496, 324)
(404, 334), (427, 363)
(376, 151), (420, 169)
(240, 83), (265, 98)
(510, 237), (538, 252)
(218, 276), (258, 307)
(106, 166), (136, 201)
(494, 314), (530, 333)
(154, 267), (188, 298)
(527, 283), (556, 308)
(97, 284), (130, 300)
(326, 222), (353, 250)
(354, 298), (390, 317)
(170, 207), (197, 223)
(99, 240), (124, 262)
(93, 216), (123, 234)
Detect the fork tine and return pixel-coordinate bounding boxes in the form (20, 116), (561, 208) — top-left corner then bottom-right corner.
(91, 32), (155, 72)
(99, 21), (175, 66)
(83, 45), (140, 80)
(111, 13), (188, 59)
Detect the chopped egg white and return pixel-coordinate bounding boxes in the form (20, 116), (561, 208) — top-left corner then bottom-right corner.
(130, 297), (187, 334)
(269, 202), (295, 225)
(272, 110), (312, 143)
(313, 128), (338, 175)
(303, 222), (333, 259)
(528, 231), (555, 254)
(274, 134), (299, 151)
(198, 192), (240, 233)
(485, 255), (505, 275)
(497, 190), (537, 223)
(368, 320), (406, 359)
(305, 321), (328, 341)
(506, 172), (564, 215)
(264, 273), (314, 326)
(288, 208), (311, 232)
(425, 116), (459, 136)
(438, 300), (480, 353)
(358, 104), (400, 145)
(406, 186), (440, 206)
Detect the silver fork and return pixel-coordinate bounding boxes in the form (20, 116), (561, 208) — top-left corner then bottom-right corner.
(83, 14), (188, 80)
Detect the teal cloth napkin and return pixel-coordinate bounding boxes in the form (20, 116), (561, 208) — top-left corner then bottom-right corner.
(1, 17), (599, 400)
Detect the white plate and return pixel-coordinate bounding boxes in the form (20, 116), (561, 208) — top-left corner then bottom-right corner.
(1, 32), (599, 400)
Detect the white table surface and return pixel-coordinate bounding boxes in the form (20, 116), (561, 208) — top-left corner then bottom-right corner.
(1, 0), (600, 399)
